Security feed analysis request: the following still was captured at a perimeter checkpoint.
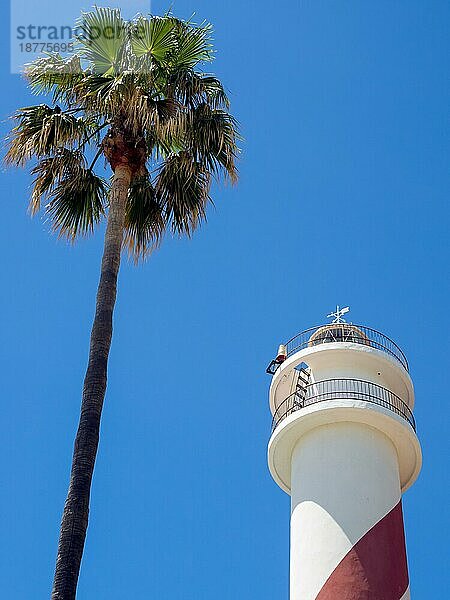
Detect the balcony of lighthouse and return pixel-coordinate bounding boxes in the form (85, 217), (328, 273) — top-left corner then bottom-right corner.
(267, 323), (414, 416)
(271, 378), (415, 433)
(266, 323), (409, 375)
(267, 322), (420, 494)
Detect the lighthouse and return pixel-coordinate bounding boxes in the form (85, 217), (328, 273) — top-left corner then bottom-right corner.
(266, 307), (421, 600)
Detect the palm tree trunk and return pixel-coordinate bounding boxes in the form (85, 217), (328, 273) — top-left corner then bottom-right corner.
(51, 164), (132, 600)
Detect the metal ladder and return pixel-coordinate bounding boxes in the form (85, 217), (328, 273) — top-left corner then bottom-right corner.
(294, 366), (311, 408)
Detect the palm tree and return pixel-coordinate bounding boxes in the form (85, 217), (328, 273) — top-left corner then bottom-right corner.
(5, 8), (238, 599)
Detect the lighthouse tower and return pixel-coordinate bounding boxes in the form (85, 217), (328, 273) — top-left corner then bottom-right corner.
(266, 308), (421, 600)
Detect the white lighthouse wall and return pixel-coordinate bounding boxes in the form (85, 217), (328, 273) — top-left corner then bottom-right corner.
(290, 421), (401, 600)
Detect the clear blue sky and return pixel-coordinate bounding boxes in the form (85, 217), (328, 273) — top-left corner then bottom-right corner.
(1, 1), (449, 598)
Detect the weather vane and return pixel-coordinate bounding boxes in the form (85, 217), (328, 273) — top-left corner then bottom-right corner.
(327, 305), (350, 324)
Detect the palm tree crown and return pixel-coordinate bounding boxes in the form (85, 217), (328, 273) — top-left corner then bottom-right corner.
(6, 7), (239, 259)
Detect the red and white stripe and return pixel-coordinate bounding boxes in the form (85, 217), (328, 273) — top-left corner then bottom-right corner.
(315, 501), (409, 599)
(290, 422), (410, 600)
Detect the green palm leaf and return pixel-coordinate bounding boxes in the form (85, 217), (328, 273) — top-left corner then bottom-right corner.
(197, 75), (230, 109)
(138, 96), (185, 153)
(5, 105), (94, 165)
(46, 166), (107, 239)
(168, 70), (229, 109)
(156, 152), (212, 235)
(130, 16), (176, 61)
(124, 175), (165, 260)
(30, 148), (85, 214)
(75, 7), (127, 76)
(188, 104), (239, 183)
(171, 20), (214, 68)
(25, 54), (83, 103)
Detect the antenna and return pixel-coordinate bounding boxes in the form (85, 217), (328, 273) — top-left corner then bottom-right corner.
(327, 305), (350, 324)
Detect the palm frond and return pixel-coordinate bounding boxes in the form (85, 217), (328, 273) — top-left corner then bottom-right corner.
(151, 97), (181, 122)
(24, 54), (83, 104)
(45, 167), (108, 239)
(5, 105), (95, 166)
(168, 70), (229, 109)
(73, 72), (146, 132)
(156, 152), (212, 236)
(75, 7), (127, 75)
(29, 148), (86, 214)
(124, 174), (165, 261)
(171, 19), (214, 68)
(188, 104), (239, 183)
(137, 96), (185, 153)
(130, 16), (176, 62)
(197, 75), (230, 109)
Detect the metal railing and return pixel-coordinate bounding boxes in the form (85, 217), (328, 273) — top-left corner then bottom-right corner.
(283, 324), (409, 371)
(271, 378), (415, 432)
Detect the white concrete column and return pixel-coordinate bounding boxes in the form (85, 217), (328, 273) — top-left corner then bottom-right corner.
(290, 422), (409, 600)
